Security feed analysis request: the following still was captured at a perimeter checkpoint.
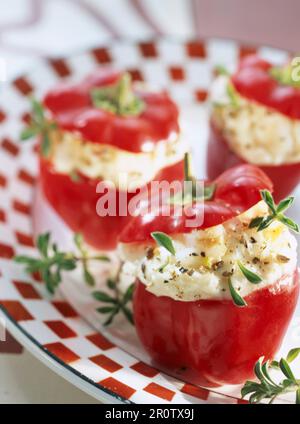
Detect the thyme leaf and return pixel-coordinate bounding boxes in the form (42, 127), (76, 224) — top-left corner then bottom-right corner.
(228, 278), (247, 307)
(93, 281), (135, 326)
(237, 261), (262, 284)
(151, 232), (176, 256)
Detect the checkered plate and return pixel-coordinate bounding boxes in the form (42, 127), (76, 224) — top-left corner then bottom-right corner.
(0, 39), (299, 404)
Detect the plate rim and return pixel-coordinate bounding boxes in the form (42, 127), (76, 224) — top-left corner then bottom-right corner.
(1, 36), (293, 405)
(0, 304), (132, 404)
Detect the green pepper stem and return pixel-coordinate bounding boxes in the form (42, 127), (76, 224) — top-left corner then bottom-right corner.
(91, 73), (144, 116)
(184, 152), (194, 182)
(118, 74), (134, 109)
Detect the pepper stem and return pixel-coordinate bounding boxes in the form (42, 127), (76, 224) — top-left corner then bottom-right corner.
(184, 152), (194, 182)
(91, 73), (145, 116)
(118, 74), (135, 110)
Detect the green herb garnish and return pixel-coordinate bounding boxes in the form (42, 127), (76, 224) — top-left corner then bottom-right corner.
(20, 98), (57, 157)
(213, 81), (240, 109)
(74, 233), (108, 286)
(237, 261), (262, 284)
(151, 232), (176, 256)
(271, 348), (300, 370)
(158, 257), (170, 273)
(249, 190), (299, 233)
(93, 281), (134, 326)
(91, 73), (145, 116)
(242, 348), (300, 404)
(15, 232), (109, 294)
(287, 348), (300, 363)
(270, 61), (300, 88)
(226, 83), (240, 108)
(215, 64), (230, 76)
(228, 278), (247, 307)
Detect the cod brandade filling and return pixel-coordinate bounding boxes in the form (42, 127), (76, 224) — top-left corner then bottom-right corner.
(120, 200), (297, 301)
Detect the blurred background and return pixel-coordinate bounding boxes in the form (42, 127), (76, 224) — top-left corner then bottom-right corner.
(0, 0), (299, 404)
(0, 0), (299, 80)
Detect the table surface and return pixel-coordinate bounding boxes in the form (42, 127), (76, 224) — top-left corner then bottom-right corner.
(0, 0), (299, 404)
(0, 350), (98, 404)
(1, 0), (299, 82)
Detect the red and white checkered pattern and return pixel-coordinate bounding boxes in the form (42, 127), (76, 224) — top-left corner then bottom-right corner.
(0, 39), (291, 404)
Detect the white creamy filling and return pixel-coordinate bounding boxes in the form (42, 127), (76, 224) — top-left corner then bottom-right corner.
(48, 130), (185, 190)
(119, 201), (297, 301)
(211, 75), (300, 165)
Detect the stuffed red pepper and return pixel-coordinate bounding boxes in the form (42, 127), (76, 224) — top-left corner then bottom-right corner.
(23, 69), (185, 250)
(208, 55), (300, 201)
(119, 162), (299, 387)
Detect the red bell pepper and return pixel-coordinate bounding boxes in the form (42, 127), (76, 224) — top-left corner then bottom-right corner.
(120, 164), (299, 387)
(207, 121), (300, 202)
(38, 69), (184, 250)
(40, 158), (184, 251)
(207, 55), (300, 201)
(121, 164), (274, 242)
(133, 272), (299, 387)
(43, 69), (180, 152)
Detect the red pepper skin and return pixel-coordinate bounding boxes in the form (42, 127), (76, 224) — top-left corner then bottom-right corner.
(40, 157), (184, 251)
(120, 164), (273, 244)
(207, 121), (300, 202)
(133, 271), (299, 387)
(232, 55), (300, 120)
(43, 68), (180, 153)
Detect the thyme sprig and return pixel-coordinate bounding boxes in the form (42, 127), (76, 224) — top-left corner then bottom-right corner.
(20, 98), (57, 157)
(14, 232), (109, 294)
(249, 190), (299, 233)
(93, 280), (135, 326)
(241, 348), (300, 404)
(74, 233), (108, 286)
